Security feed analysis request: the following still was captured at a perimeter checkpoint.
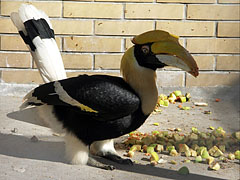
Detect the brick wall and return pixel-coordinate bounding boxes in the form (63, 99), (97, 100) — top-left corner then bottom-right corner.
(0, 0), (239, 87)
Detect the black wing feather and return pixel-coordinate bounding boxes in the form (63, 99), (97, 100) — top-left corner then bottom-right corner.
(32, 75), (140, 121)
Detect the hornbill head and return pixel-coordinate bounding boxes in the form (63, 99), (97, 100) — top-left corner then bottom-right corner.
(120, 30), (199, 115)
(121, 30), (199, 78)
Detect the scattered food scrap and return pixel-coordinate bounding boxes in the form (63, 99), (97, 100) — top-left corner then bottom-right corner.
(123, 128), (240, 172)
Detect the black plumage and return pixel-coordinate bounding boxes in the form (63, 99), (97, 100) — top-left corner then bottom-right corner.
(29, 74), (149, 145)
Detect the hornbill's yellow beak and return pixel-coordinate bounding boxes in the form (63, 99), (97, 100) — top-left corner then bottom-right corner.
(132, 30), (199, 77)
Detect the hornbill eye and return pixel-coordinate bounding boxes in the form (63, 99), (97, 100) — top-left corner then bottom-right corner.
(141, 45), (150, 54)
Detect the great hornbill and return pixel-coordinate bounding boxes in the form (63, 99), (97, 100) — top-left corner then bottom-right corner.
(11, 4), (198, 170)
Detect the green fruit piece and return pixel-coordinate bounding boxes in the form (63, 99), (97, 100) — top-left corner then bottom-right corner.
(201, 149), (210, 159)
(152, 130), (160, 135)
(170, 149), (178, 156)
(208, 146), (219, 156)
(213, 149), (223, 157)
(170, 160), (177, 165)
(147, 147), (155, 154)
(130, 145), (141, 152)
(180, 96), (187, 103)
(164, 100), (169, 107)
(181, 106), (191, 110)
(197, 146), (207, 156)
(178, 166), (190, 175)
(174, 90), (182, 97)
(195, 155), (202, 163)
(150, 151), (159, 162)
(159, 94), (167, 100)
(166, 145), (175, 152)
(184, 159), (191, 163)
(234, 150), (240, 160)
(191, 127), (199, 134)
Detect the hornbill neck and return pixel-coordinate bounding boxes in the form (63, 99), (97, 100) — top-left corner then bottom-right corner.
(120, 47), (158, 115)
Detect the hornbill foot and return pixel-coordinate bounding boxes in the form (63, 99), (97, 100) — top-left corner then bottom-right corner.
(102, 153), (133, 165)
(88, 157), (115, 170)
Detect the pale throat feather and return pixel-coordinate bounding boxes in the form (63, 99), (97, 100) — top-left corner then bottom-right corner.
(120, 47), (158, 115)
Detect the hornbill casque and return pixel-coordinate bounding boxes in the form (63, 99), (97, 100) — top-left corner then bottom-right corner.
(11, 4), (199, 170)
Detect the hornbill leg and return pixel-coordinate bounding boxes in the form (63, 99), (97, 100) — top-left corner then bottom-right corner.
(90, 139), (133, 165)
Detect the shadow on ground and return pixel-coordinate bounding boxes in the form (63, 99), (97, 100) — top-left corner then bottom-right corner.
(0, 132), (225, 180)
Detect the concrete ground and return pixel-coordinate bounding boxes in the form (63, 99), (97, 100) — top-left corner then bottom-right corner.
(0, 84), (239, 180)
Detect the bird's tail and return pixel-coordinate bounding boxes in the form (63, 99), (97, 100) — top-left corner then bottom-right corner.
(10, 4), (66, 83)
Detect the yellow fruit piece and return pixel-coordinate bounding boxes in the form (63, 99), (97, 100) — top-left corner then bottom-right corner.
(206, 156), (215, 165)
(153, 123), (159, 126)
(228, 153), (235, 160)
(209, 162), (220, 171)
(170, 149), (178, 156)
(150, 151), (159, 162)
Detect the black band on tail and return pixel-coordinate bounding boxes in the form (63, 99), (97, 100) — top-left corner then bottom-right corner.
(19, 18), (55, 51)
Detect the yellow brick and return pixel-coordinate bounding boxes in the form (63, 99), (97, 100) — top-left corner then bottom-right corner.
(95, 54), (123, 69)
(2, 70), (43, 84)
(62, 53), (93, 69)
(193, 56), (214, 70)
(1, 36), (28, 51)
(51, 20), (93, 35)
(187, 5), (240, 20)
(63, 36), (122, 52)
(1, 35), (61, 51)
(95, 20), (154, 35)
(67, 71), (120, 78)
(156, 71), (184, 87)
(1, 1), (62, 17)
(125, 37), (184, 51)
(125, 4), (184, 19)
(186, 72), (240, 86)
(218, 22), (240, 37)
(218, 0), (240, 3)
(96, 0), (153, 2)
(156, 21), (215, 37)
(63, 2), (123, 18)
(0, 52), (31, 68)
(0, 18), (17, 33)
(216, 56), (240, 70)
(157, 0), (215, 2)
(186, 38), (240, 53)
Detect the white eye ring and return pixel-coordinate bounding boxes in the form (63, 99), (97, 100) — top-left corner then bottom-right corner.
(141, 45), (150, 54)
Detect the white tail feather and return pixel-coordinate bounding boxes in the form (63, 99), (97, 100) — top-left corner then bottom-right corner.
(11, 4), (66, 83)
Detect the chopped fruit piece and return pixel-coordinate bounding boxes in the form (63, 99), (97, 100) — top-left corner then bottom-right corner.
(195, 155), (202, 163)
(228, 153), (235, 160)
(209, 162), (220, 171)
(180, 96), (187, 103)
(170, 160), (177, 165)
(234, 150), (240, 160)
(194, 102), (208, 106)
(215, 98), (220, 102)
(174, 90), (182, 97)
(178, 166), (190, 175)
(153, 123), (159, 126)
(181, 106), (191, 110)
(150, 151), (159, 162)
(206, 156), (215, 165)
(170, 149), (178, 156)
